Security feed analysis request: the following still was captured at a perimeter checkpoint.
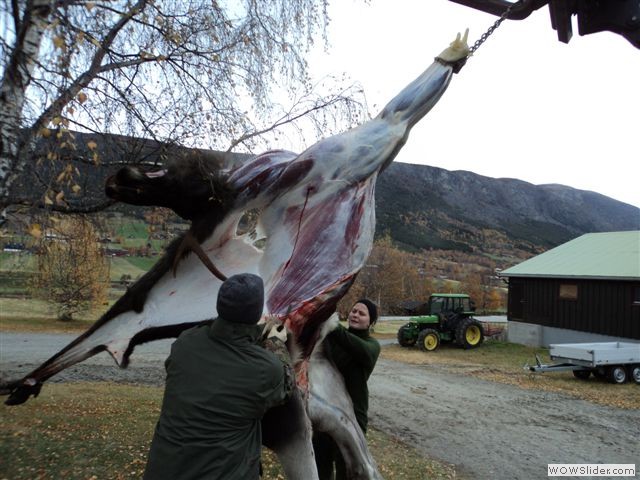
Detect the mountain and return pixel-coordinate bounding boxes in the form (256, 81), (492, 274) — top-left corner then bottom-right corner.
(375, 162), (640, 258)
(14, 132), (639, 267)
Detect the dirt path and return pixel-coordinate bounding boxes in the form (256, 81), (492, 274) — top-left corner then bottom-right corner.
(369, 359), (639, 479)
(2, 332), (639, 479)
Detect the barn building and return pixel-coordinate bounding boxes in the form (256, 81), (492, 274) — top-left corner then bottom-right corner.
(500, 231), (640, 346)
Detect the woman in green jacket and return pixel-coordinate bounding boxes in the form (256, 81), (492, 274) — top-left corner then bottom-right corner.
(313, 299), (381, 480)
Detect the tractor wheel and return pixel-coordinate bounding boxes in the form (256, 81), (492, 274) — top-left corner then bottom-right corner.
(627, 364), (640, 384)
(572, 369), (591, 380)
(455, 318), (484, 349)
(397, 324), (417, 347)
(417, 329), (440, 352)
(606, 365), (627, 384)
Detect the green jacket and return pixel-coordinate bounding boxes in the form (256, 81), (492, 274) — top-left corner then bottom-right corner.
(144, 319), (291, 480)
(325, 325), (380, 432)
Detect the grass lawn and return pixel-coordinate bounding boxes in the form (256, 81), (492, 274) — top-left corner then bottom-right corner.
(0, 383), (457, 480)
(372, 319), (407, 338)
(0, 298), (106, 333)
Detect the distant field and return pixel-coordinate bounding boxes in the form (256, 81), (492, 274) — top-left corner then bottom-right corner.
(0, 297), (108, 332)
(106, 217), (173, 251)
(0, 251), (157, 285)
(109, 237), (167, 250)
(109, 217), (149, 239)
(0, 297), (57, 319)
(0, 297), (109, 320)
(0, 249), (160, 324)
(109, 256), (151, 281)
(125, 256), (158, 272)
(0, 252), (36, 272)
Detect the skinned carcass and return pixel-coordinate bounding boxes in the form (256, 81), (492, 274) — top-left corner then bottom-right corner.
(1, 32), (470, 479)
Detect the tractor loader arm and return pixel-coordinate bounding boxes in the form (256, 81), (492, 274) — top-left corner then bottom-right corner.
(448, 0), (640, 49)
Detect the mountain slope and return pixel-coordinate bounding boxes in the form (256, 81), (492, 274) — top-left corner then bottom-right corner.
(15, 132), (639, 263)
(375, 162), (639, 255)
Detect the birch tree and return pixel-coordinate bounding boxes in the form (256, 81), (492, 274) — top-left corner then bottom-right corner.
(1, 0), (52, 221)
(0, 0), (364, 224)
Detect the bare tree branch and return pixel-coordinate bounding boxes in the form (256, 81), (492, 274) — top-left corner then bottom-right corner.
(1, 0), (367, 223)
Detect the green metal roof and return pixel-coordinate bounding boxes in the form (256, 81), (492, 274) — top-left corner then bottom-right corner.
(500, 231), (640, 280)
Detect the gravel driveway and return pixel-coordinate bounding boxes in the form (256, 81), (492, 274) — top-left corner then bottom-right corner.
(1, 332), (639, 479)
(368, 359), (639, 479)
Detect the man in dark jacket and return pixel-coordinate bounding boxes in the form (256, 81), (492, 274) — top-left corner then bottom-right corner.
(313, 299), (381, 480)
(144, 273), (293, 480)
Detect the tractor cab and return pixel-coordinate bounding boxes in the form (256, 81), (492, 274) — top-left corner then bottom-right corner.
(427, 293), (476, 317)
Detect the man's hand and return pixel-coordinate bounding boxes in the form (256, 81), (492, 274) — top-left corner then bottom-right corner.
(259, 318), (295, 400)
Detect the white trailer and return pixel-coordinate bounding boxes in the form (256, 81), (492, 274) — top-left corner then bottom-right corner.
(527, 342), (640, 384)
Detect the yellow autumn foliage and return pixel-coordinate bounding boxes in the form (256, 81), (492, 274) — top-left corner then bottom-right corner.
(31, 216), (110, 321)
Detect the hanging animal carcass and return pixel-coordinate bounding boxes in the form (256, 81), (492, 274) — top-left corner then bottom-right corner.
(1, 32), (470, 479)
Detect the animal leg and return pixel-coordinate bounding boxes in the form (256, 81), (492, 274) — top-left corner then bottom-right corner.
(262, 390), (319, 480)
(308, 356), (383, 480)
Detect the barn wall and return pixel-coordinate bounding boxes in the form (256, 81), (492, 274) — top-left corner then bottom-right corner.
(507, 278), (640, 340)
(507, 321), (640, 347)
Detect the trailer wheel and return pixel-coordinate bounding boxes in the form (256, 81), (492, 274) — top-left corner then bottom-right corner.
(628, 364), (640, 384)
(572, 369), (591, 380)
(455, 318), (484, 349)
(397, 324), (417, 347)
(418, 329), (440, 352)
(606, 365), (627, 384)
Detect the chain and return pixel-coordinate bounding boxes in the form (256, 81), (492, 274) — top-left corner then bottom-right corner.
(469, 1), (521, 55)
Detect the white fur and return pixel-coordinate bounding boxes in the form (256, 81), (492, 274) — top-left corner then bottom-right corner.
(317, 313), (340, 343)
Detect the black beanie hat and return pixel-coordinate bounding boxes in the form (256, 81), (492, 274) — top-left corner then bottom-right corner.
(355, 298), (378, 326)
(216, 273), (264, 324)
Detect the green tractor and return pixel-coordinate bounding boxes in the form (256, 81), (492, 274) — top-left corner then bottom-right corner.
(397, 293), (484, 352)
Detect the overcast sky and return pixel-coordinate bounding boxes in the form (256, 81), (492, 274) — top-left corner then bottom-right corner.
(306, 1), (640, 208)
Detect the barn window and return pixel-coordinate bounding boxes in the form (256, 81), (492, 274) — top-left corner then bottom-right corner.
(633, 286), (640, 305)
(559, 283), (578, 300)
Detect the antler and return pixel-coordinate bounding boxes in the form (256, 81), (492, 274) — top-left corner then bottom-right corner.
(173, 230), (227, 281)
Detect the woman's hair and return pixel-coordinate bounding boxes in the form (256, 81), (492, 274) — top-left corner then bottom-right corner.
(355, 298), (378, 326)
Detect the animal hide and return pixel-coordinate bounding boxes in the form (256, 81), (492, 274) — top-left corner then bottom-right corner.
(2, 32), (470, 479)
